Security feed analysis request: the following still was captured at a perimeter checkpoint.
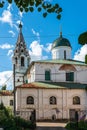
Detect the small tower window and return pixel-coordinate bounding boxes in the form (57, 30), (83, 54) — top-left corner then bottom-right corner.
(21, 57), (24, 66)
(21, 50), (23, 53)
(17, 79), (20, 82)
(15, 57), (17, 64)
(64, 50), (66, 59)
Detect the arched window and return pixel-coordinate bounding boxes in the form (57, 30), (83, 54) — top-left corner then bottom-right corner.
(27, 96), (34, 104)
(50, 96), (56, 105)
(21, 57), (24, 66)
(73, 96), (80, 105)
(45, 70), (51, 81)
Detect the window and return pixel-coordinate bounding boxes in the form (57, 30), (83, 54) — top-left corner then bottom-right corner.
(45, 70), (50, 81)
(17, 79), (20, 82)
(66, 72), (74, 81)
(21, 49), (23, 52)
(10, 100), (13, 106)
(50, 96), (56, 105)
(15, 57), (17, 64)
(73, 96), (80, 105)
(64, 50), (66, 59)
(27, 96), (34, 104)
(21, 57), (24, 66)
(27, 57), (30, 66)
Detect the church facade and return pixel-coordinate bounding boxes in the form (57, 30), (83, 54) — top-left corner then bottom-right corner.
(13, 24), (87, 121)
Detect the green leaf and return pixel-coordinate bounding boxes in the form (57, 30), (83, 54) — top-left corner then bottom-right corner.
(78, 32), (87, 45)
(85, 55), (87, 64)
(57, 14), (61, 19)
(20, 7), (23, 12)
(7, 0), (12, 4)
(42, 3), (47, 9)
(47, 4), (52, 8)
(58, 8), (62, 13)
(0, 3), (3, 8)
(30, 0), (34, 6)
(55, 4), (59, 8)
(35, 1), (41, 7)
(47, 8), (52, 13)
(38, 7), (42, 12)
(43, 12), (47, 18)
(25, 8), (29, 12)
(29, 7), (34, 12)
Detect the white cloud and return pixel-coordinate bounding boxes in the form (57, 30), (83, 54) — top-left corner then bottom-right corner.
(7, 49), (13, 57)
(0, 10), (13, 26)
(7, 4), (12, 11)
(9, 30), (15, 37)
(29, 29), (51, 61)
(29, 40), (43, 60)
(73, 44), (87, 61)
(43, 43), (52, 52)
(18, 11), (23, 18)
(29, 40), (52, 61)
(31, 28), (40, 41)
(0, 71), (13, 90)
(0, 43), (14, 49)
(32, 28), (40, 37)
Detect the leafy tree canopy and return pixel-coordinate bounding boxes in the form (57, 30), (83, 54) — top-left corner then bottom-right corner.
(0, 0), (62, 19)
(1, 84), (6, 90)
(78, 31), (87, 45)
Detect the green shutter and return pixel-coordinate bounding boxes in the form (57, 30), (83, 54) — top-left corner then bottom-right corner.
(66, 72), (74, 81)
(70, 72), (74, 81)
(45, 70), (50, 81)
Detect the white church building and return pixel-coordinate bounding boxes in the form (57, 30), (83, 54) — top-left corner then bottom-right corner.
(13, 23), (87, 121)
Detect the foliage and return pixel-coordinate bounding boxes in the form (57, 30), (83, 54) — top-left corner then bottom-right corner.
(0, 103), (36, 130)
(78, 31), (87, 45)
(85, 55), (87, 64)
(65, 121), (87, 130)
(1, 84), (6, 90)
(0, 102), (10, 117)
(0, 0), (62, 19)
(85, 85), (87, 92)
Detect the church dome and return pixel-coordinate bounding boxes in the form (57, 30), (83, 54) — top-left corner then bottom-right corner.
(52, 32), (71, 49)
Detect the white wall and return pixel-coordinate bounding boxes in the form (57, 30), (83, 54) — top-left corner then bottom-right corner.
(16, 87), (87, 120)
(52, 46), (71, 60)
(0, 95), (13, 110)
(27, 63), (87, 84)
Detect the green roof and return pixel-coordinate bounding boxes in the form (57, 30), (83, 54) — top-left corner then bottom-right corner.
(30, 82), (87, 89)
(17, 81), (87, 89)
(34, 59), (87, 66)
(52, 35), (71, 49)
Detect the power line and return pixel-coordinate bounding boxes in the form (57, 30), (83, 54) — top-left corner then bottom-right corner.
(0, 34), (77, 39)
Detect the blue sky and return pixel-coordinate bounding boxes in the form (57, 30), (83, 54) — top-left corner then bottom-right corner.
(0, 0), (87, 89)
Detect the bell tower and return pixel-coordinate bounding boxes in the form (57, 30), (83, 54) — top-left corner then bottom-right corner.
(12, 23), (30, 86)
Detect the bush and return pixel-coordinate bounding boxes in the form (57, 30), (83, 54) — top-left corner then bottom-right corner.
(65, 122), (77, 129)
(65, 121), (87, 130)
(0, 103), (36, 130)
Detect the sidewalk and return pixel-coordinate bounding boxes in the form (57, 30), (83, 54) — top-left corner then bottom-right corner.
(36, 122), (67, 127)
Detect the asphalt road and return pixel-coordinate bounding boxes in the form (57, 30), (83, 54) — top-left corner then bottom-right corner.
(36, 126), (67, 130)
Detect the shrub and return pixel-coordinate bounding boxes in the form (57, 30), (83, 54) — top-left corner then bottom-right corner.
(65, 121), (87, 130)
